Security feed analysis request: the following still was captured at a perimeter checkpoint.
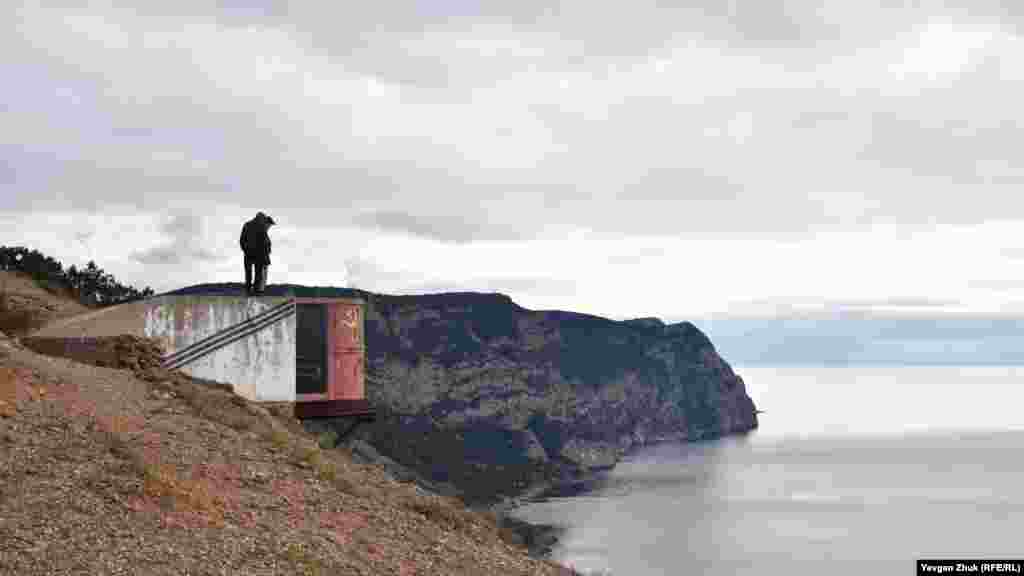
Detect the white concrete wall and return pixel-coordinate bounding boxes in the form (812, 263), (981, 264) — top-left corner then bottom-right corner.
(143, 295), (296, 402)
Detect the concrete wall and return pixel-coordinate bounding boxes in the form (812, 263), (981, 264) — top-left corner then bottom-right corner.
(143, 295), (297, 402)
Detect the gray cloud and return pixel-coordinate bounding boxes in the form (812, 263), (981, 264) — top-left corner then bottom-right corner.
(398, 280), (475, 295)
(353, 210), (492, 244)
(131, 213), (221, 265)
(342, 256), (411, 293)
(132, 244), (219, 266)
(372, 275), (577, 300)
(1000, 246), (1024, 260)
(4, 0), (1024, 244)
(824, 298), (963, 311)
(477, 275), (578, 297)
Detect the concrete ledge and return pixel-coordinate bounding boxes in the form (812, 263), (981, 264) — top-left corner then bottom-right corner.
(294, 398), (376, 421)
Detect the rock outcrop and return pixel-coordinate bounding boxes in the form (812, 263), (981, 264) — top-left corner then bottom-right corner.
(21, 334), (165, 372)
(356, 293), (757, 488)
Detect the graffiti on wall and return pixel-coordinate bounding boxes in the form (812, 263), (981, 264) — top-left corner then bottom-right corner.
(338, 306), (360, 346)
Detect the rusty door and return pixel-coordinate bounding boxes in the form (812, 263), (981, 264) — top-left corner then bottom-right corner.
(327, 301), (364, 400)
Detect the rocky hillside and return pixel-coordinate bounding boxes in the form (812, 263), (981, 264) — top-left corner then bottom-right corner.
(0, 327), (576, 575)
(0, 271), (90, 336)
(169, 284), (758, 504)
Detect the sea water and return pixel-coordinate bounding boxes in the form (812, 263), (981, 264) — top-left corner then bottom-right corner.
(513, 365), (1024, 575)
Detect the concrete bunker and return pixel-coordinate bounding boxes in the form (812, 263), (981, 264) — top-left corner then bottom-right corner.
(30, 293), (374, 423)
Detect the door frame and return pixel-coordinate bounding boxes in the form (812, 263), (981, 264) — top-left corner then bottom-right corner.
(294, 302), (328, 398)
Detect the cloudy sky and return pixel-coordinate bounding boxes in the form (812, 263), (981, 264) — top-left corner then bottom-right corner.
(4, 1), (1024, 357)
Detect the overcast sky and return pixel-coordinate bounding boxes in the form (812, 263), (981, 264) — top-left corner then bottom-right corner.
(4, 0), (1024, 328)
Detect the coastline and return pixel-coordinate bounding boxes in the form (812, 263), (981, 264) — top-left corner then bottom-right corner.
(483, 428), (760, 562)
(337, 430), (602, 562)
(336, 424), (758, 565)
(488, 472), (607, 560)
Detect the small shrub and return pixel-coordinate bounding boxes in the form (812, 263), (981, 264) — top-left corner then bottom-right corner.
(292, 443), (319, 465)
(281, 543), (325, 576)
(296, 445), (365, 496)
(316, 429), (338, 450)
(315, 460), (337, 482)
(141, 462), (178, 502)
(36, 277), (61, 296)
(269, 427), (290, 449)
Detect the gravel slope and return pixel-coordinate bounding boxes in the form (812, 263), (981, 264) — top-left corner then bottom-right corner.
(0, 327), (578, 575)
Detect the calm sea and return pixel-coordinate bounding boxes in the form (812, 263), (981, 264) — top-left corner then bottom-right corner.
(513, 365), (1024, 575)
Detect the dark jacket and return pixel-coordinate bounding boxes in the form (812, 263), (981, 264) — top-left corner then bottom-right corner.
(240, 215), (272, 264)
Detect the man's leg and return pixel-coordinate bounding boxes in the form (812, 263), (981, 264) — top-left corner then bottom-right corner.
(255, 264), (267, 294)
(244, 255), (253, 295)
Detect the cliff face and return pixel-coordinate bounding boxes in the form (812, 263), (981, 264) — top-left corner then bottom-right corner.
(357, 292), (757, 495)
(167, 284), (758, 503)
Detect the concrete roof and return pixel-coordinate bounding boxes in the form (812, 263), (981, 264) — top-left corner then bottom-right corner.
(30, 300), (149, 338)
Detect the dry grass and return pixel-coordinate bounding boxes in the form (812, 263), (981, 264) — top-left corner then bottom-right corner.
(291, 441), (319, 464)
(269, 426), (290, 449)
(140, 461), (225, 521)
(281, 542), (327, 576)
(314, 458), (337, 482)
(290, 438), (368, 496)
(97, 413), (225, 522)
(142, 372), (375, 505)
(151, 370), (373, 502)
(156, 372), (372, 501)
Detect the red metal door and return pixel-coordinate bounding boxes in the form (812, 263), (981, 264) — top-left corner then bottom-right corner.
(334, 351), (364, 400)
(328, 302), (364, 401)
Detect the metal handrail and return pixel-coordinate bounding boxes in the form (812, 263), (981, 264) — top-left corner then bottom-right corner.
(163, 299), (294, 365)
(162, 300), (297, 370)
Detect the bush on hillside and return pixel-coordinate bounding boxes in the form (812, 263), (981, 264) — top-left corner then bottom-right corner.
(0, 245), (154, 307)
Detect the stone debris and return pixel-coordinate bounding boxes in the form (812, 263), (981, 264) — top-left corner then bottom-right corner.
(20, 334), (165, 373)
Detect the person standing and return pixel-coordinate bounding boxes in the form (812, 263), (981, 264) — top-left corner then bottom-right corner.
(239, 212), (275, 296)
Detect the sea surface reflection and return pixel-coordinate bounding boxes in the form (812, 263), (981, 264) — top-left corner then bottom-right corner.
(513, 365), (1024, 575)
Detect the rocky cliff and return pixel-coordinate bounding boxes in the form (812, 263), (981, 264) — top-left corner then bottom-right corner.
(169, 284), (758, 504)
